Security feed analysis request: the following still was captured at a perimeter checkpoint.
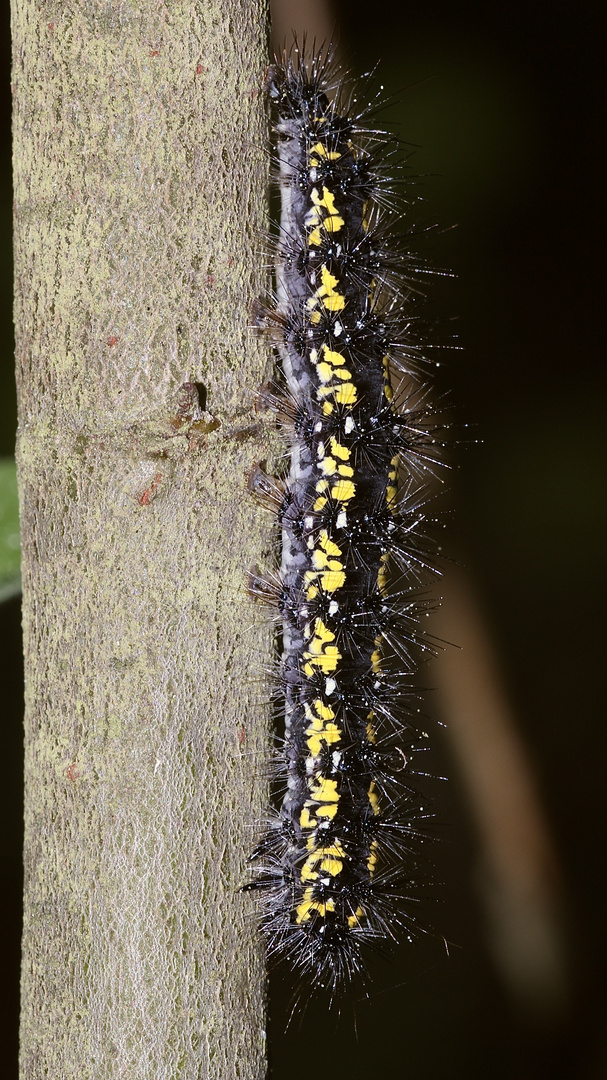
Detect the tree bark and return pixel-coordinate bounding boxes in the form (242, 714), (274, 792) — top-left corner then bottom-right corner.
(13, 2), (271, 1077)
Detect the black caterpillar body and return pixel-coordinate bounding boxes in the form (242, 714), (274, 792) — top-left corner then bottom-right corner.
(247, 47), (442, 993)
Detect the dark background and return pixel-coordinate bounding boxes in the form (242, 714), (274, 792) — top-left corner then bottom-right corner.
(1, 1), (606, 1077)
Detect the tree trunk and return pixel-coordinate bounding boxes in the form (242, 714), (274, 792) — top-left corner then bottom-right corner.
(13, 2), (271, 1077)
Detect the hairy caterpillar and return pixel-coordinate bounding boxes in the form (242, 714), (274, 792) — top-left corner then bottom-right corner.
(245, 45), (443, 994)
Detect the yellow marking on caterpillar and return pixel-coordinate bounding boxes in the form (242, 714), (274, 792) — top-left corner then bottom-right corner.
(324, 215), (344, 234)
(368, 781), (380, 815)
(311, 546), (342, 571)
(319, 531), (342, 557)
(295, 888), (336, 925)
(310, 142), (341, 163)
(362, 198), (371, 232)
(304, 617), (340, 650)
(309, 533), (345, 576)
(310, 549), (345, 578)
(316, 479), (329, 493)
(347, 906), (365, 928)
(313, 349), (358, 419)
(383, 355), (394, 400)
(301, 868), (320, 885)
(314, 345), (352, 391)
(305, 716), (342, 757)
(330, 437), (350, 461)
(318, 445), (352, 477)
(321, 852), (344, 876)
(300, 806), (315, 830)
(319, 455), (337, 476)
(320, 294), (345, 313)
(331, 478), (356, 502)
(322, 345), (347, 367)
(366, 719), (377, 743)
(313, 495), (328, 511)
(317, 700), (336, 721)
(367, 841), (379, 876)
(317, 384), (333, 397)
(321, 569), (346, 591)
(334, 383), (358, 406)
(303, 617), (342, 675)
(300, 860), (319, 883)
(305, 560), (346, 595)
(310, 186), (341, 217)
(316, 362), (333, 384)
(309, 775), (339, 803)
(307, 265), (346, 313)
(306, 186), (345, 245)
(315, 801), (338, 820)
(300, 842), (346, 883)
(304, 699), (337, 724)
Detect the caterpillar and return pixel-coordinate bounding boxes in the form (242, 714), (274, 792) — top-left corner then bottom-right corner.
(245, 45), (443, 994)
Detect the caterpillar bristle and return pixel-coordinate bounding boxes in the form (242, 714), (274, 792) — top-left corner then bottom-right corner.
(246, 462), (286, 513)
(245, 42), (448, 996)
(246, 567), (284, 607)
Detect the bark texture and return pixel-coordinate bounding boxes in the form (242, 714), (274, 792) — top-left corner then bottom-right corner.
(13, 3), (271, 1077)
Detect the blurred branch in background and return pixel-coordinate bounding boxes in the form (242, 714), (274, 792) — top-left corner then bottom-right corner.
(271, 0), (336, 54)
(433, 567), (570, 1024)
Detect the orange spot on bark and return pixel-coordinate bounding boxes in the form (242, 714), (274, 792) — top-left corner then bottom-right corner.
(138, 472), (163, 506)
